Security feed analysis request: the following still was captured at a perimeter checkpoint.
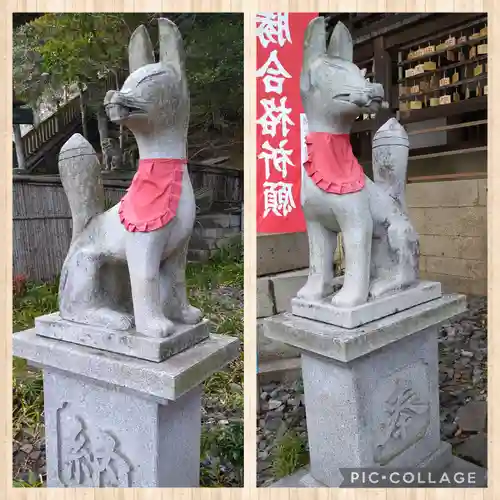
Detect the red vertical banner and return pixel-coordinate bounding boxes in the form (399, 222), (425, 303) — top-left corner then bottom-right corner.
(256, 12), (318, 234)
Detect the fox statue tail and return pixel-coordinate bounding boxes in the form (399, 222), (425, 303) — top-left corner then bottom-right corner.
(58, 133), (105, 243)
(371, 117), (410, 212)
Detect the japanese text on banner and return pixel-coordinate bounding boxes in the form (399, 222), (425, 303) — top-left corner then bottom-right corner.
(256, 12), (317, 234)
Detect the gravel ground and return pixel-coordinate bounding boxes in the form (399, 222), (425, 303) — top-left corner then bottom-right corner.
(257, 296), (488, 487)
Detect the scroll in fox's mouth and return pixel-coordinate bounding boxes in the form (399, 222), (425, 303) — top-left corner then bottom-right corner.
(104, 90), (146, 123)
(105, 103), (145, 123)
(333, 90), (386, 110)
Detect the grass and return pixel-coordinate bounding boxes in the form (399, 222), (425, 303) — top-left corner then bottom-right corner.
(13, 472), (44, 488)
(12, 239), (244, 487)
(200, 421), (244, 487)
(270, 430), (308, 480)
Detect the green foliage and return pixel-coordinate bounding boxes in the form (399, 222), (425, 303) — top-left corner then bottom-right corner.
(12, 282), (56, 444)
(200, 422), (244, 487)
(12, 366), (44, 440)
(271, 430), (309, 479)
(13, 281), (58, 332)
(181, 13), (244, 132)
(13, 471), (44, 488)
(33, 15), (129, 80)
(12, 22), (60, 113)
(186, 238), (244, 416)
(186, 237), (243, 292)
(13, 13), (243, 137)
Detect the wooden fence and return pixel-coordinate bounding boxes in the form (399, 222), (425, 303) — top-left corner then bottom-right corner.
(13, 165), (243, 282)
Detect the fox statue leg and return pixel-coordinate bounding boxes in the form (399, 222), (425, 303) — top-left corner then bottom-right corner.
(126, 231), (175, 338)
(160, 239), (202, 324)
(329, 189), (373, 308)
(59, 249), (134, 330)
(297, 220), (336, 300)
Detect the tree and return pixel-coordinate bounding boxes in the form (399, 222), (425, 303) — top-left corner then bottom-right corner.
(155, 13), (244, 159)
(183, 13), (243, 132)
(27, 13), (134, 140)
(13, 13), (244, 169)
(12, 21), (63, 127)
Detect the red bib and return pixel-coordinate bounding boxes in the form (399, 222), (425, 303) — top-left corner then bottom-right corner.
(303, 132), (365, 194)
(119, 158), (184, 232)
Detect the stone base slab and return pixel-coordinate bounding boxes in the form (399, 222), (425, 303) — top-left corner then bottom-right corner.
(13, 328), (239, 402)
(35, 313), (210, 362)
(291, 280), (442, 329)
(264, 294), (466, 362)
(269, 452), (486, 488)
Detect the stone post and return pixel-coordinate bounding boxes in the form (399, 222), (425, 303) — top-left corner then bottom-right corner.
(263, 287), (476, 487)
(13, 315), (239, 487)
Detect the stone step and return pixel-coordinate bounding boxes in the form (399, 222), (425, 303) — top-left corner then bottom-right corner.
(257, 357), (302, 384)
(192, 225), (240, 239)
(187, 249), (212, 262)
(257, 268), (309, 318)
(196, 212), (241, 229)
(258, 319), (301, 362)
(257, 232), (309, 276)
(189, 234), (241, 251)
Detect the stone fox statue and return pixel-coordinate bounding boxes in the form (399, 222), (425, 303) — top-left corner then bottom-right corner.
(57, 18), (202, 337)
(297, 17), (419, 308)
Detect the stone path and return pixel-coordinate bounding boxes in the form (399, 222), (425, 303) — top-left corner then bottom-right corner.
(257, 296), (487, 487)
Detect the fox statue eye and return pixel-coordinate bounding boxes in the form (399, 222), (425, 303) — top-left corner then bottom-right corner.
(136, 71), (167, 86)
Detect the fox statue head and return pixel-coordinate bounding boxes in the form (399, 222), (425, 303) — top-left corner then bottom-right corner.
(104, 18), (189, 157)
(300, 17), (385, 131)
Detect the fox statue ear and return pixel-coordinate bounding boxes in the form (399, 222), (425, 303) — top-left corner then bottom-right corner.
(301, 17), (326, 92)
(327, 21), (353, 61)
(128, 24), (155, 73)
(158, 18), (185, 75)
(302, 17), (326, 70)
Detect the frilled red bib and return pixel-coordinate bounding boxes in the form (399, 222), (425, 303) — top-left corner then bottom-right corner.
(119, 158), (184, 232)
(303, 132), (365, 194)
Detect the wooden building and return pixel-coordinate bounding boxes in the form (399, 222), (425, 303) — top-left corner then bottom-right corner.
(321, 13), (487, 176)
(326, 13), (488, 295)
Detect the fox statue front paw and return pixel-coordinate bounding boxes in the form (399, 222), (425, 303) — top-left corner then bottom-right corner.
(331, 283), (369, 308)
(296, 275), (333, 301)
(175, 305), (203, 324)
(136, 315), (176, 338)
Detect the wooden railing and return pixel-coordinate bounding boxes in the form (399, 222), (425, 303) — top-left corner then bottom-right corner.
(22, 96), (81, 158)
(19, 71), (124, 166)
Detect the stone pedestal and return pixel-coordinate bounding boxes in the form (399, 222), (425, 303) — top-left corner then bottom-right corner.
(13, 320), (239, 488)
(263, 293), (467, 487)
